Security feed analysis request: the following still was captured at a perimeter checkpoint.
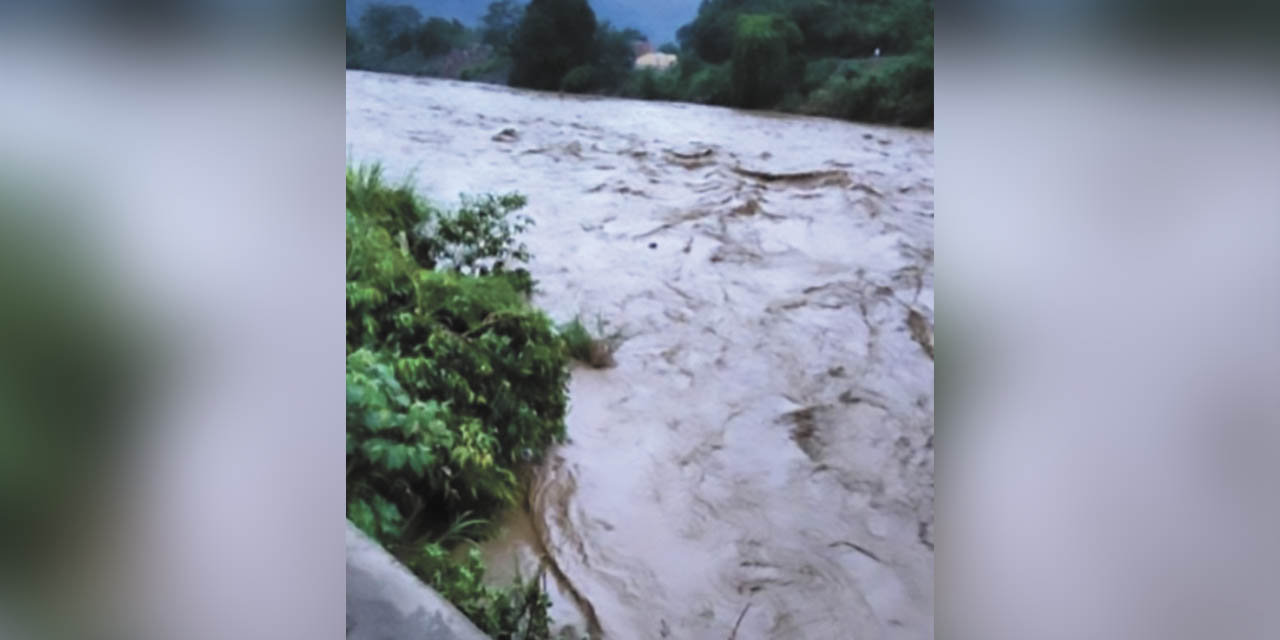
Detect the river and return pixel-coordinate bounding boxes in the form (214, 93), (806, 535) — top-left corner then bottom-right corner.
(346, 69), (934, 640)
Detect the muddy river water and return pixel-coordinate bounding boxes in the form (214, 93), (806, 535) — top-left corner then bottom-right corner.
(346, 70), (934, 640)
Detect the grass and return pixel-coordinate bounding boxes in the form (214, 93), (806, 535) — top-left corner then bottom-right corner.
(558, 315), (622, 369)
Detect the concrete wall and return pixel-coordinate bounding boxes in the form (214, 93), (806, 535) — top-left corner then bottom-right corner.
(346, 523), (489, 640)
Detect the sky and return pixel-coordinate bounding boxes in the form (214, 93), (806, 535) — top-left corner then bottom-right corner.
(345, 0), (701, 46)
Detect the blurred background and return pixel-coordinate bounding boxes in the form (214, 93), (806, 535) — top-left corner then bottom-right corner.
(938, 1), (1279, 639)
(0, 1), (344, 639)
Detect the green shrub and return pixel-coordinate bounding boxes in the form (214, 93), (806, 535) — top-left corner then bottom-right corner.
(416, 17), (469, 58)
(347, 164), (534, 295)
(803, 39), (932, 127)
(461, 55), (514, 84)
(560, 64), (597, 93)
(685, 62), (732, 105)
(410, 544), (553, 639)
(622, 68), (677, 101)
(800, 57), (844, 94)
(557, 315), (621, 369)
(886, 35), (934, 127)
(346, 164), (569, 638)
(557, 317), (595, 363)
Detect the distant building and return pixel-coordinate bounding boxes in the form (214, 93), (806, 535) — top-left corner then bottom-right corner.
(635, 52), (678, 71)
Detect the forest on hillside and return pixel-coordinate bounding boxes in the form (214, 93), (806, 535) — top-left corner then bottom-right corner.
(347, 0), (933, 127)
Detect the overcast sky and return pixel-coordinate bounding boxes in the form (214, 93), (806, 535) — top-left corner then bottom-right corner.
(345, 0), (701, 45)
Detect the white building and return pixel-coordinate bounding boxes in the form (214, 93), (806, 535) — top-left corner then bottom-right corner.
(635, 52), (678, 71)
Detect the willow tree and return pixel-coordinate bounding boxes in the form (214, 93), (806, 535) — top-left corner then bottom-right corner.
(729, 14), (800, 109)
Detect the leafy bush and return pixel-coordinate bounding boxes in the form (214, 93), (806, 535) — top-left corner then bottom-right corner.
(685, 62), (733, 106)
(557, 316), (621, 369)
(799, 57), (845, 94)
(347, 164), (534, 294)
(557, 318), (595, 363)
(347, 164), (569, 637)
(803, 37), (933, 127)
(409, 544), (553, 639)
(416, 16), (470, 58)
(560, 64), (597, 93)
(461, 55), (514, 84)
(885, 35), (934, 126)
(622, 67), (678, 101)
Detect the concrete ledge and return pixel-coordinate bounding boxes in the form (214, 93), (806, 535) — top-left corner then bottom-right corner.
(346, 522), (490, 640)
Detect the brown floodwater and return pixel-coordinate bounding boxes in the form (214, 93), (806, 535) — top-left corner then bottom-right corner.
(347, 70), (934, 640)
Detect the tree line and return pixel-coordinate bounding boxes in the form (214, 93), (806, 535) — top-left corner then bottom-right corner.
(348, 0), (932, 127)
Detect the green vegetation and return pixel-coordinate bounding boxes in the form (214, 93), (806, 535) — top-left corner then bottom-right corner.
(347, 0), (931, 126)
(347, 4), (489, 79)
(509, 0), (599, 91)
(667, 0), (933, 124)
(729, 14), (800, 108)
(557, 315), (620, 368)
(346, 164), (570, 638)
(558, 318), (595, 362)
(481, 0), (525, 53)
(411, 544), (554, 637)
(805, 37), (933, 125)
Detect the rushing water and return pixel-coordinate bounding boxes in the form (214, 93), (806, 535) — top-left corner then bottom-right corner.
(347, 70), (934, 640)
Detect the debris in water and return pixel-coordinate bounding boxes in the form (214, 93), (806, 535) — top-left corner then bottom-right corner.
(587, 340), (616, 369)
(728, 602), (753, 640)
(492, 127), (519, 142)
(906, 308), (934, 360)
(664, 146), (715, 169)
(730, 165), (851, 188)
(665, 146), (713, 159)
(648, 242), (658, 249)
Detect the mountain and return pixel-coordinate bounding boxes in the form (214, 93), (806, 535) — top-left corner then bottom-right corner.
(345, 0), (698, 46)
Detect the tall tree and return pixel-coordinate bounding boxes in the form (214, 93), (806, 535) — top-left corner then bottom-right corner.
(508, 0), (598, 91)
(481, 0), (525, 53)
(415, 17), (467, 57)
(594, 23), (647, 93)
